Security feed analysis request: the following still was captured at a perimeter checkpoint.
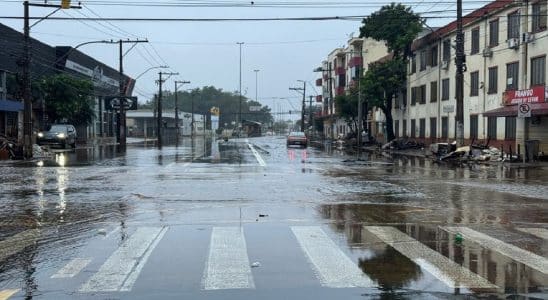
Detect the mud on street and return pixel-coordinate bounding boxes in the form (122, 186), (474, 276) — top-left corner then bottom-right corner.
(0, 136), (547, 299)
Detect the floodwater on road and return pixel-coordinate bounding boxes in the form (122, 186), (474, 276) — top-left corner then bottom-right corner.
(0, 136), (547, 299)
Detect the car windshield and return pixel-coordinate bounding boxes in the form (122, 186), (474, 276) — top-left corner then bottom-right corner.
(290, 132), (305, 137)
(49, 125), (67, 133)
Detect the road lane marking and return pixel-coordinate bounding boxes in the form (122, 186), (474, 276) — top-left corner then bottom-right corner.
(516, 227), (548, 240)
(202, 227), (254, 290)
(79, 227), (167, 292)
(0, 229), (40, 262)
(442, 226), (548, 275)
(291, 226), (374, 288)
(365, 226), (497, 289)
(0, 289), (19, 300)
(51, 258), (92, 278)
(247, 143), (266, 167)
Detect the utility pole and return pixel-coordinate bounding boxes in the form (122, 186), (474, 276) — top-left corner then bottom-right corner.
(254, 69), (260, 102)
(156, 71), (178, 148)
(21, 0), (81, 158)
(357, 49), (363, 159)
(117, 39), (148, 148)
(309, 95), (314, 134)
(455, 0), (465, 147)
(174, 80), (190, 143)
(289, 81), (306, 132)
(237, 42), (244, 131)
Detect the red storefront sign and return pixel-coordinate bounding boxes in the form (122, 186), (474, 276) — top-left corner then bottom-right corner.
(503, 86), (546, 105)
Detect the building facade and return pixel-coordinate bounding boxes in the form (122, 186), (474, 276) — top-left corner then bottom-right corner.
(0, 23), (134, 144)
(394, 0), (547, 154)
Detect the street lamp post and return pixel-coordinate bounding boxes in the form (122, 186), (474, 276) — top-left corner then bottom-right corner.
(254, 69), (260, 103)
(237, 42), (244, 132)
(289, 81), (306, 132)
(174, 80), (190, 142)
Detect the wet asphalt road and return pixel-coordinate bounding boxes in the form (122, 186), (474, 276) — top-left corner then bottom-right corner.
(0, 135), (547, 299)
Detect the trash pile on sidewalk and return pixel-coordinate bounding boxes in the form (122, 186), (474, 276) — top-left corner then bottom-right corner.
(382, 138), (424, 151)
(430, 142), (509, 162)
(33, 144), (52, 158)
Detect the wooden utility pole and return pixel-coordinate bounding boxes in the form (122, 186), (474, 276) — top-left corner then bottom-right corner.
(156, 71), (178, 148)
(455, 0), (465, 146)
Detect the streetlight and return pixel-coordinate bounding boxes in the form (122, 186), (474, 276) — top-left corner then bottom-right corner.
(289, 80), (306, 132)
(174, 80), (190, 141)
(254, 69), (260, 103)
(237, 42), (244, 132)
(135, 65), (168, 80)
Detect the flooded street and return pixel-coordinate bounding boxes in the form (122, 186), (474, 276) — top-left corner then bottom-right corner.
(1, 136), (547, 299)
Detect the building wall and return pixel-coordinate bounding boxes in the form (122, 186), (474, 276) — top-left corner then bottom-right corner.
(394, 0), (547, 151)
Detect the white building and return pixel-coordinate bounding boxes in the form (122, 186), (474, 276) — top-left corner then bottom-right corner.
(394, 0), (547, 154)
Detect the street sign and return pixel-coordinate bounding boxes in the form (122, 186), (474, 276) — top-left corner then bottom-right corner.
(249, 106), (262, 112)
(518, 103), (531, 118)
(443, 104), (455, 113)
(104, 96), (138, 111)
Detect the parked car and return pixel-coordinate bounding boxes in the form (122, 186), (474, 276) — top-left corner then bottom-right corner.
(287, 131), (308, 148)
(37, 124), (77, 148)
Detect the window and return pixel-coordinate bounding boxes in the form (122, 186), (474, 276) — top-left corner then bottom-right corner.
(420, 50), (427, 71)
(442, 40), (451, 61)
(488, 66), (498, 94)
(470, 115), (478, 139)
(470, 71), (479, 96)
(431, 45), (438, 67)
(505, 117), (516, 139)
(419, 118), (425, 138)
(532, 1), (547, 33)
(507, 11), (520, 39)
(441, 117), (448, 139)
(442, 78), (450, 100)
(394, 120), (400, 137)
(506, 62), (519, 90)
(411, 55), (417, 74)
(430, 81), (438, 102)
(419, 85), (426, 104)
(403, 120), (407, 137)
(489, 19), (499, 47)
(411, 87), (417, 106)
(471, 27), (480, 54)
(531, 56), (546, 86)
(411, 119), (416, 138)
(487, 117), (497, 139)
(430, 117), (437, 139)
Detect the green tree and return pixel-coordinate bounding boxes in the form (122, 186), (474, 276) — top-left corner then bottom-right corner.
(41, 74), (95, 126)
(334, 86), (360, 135)
(359, 3), (423, 141)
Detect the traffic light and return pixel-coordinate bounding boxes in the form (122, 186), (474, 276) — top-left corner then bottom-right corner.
(61, 0), (71, 9)
(289, 110), (292, 114)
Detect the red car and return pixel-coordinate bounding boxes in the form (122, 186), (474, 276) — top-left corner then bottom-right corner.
(287, 131), (308, 148)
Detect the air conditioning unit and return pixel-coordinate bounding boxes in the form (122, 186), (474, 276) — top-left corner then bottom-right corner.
(523, 32), (535, 43)
(482, 48), (493, 57)
(507, 38), (519, 49)
(441, 60), (449, 70)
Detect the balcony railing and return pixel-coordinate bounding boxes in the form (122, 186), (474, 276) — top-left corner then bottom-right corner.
(315, 78), (322, 86)
(348, 56), (363, 68)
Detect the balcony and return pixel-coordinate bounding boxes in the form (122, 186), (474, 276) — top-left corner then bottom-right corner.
(316, 95), (322, 102)
(315, 78), (322, 86)
(348, 56), (363, 68)
(335, 67), (345, 75)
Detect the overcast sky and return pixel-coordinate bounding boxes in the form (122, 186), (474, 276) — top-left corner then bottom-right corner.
(0, 0), (484, 119)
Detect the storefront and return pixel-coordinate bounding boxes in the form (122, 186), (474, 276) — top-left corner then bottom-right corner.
(483, 86), (548, 157)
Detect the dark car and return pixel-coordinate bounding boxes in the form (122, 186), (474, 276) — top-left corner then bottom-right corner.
(287, 131), (308, 148)
(37, 124), (77, 148)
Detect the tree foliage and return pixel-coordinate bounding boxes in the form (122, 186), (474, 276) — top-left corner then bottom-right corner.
(359, 3), (423, 58)
(41, 74), (95, 126)
(334, 87), (360, 134)
(359, 3), (422, 141)
(141, 86), (273, 128)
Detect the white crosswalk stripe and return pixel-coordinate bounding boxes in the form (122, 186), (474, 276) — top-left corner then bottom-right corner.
(365, 226), (497, 289)
(442, 226), (548, 275)
(516, 227), (548, 240)
(291, 226), (374, 288)
(202, 227), (255, 290)
(51, 258), (92, 279)
(79, 226), (168, 292)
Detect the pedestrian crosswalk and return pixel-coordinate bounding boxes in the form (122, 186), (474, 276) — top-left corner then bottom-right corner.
(2, 225), (548, 298)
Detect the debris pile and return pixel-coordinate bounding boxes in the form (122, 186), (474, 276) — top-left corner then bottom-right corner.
(382, 138), (424, 151)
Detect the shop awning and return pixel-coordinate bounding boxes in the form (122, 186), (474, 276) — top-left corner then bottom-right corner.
(483, 102), (548, 117)
(0, 99), (23, 112)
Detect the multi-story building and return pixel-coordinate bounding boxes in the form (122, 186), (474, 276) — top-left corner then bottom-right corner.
(394, 0), (547, 154)
(316, 38), (387, 139)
